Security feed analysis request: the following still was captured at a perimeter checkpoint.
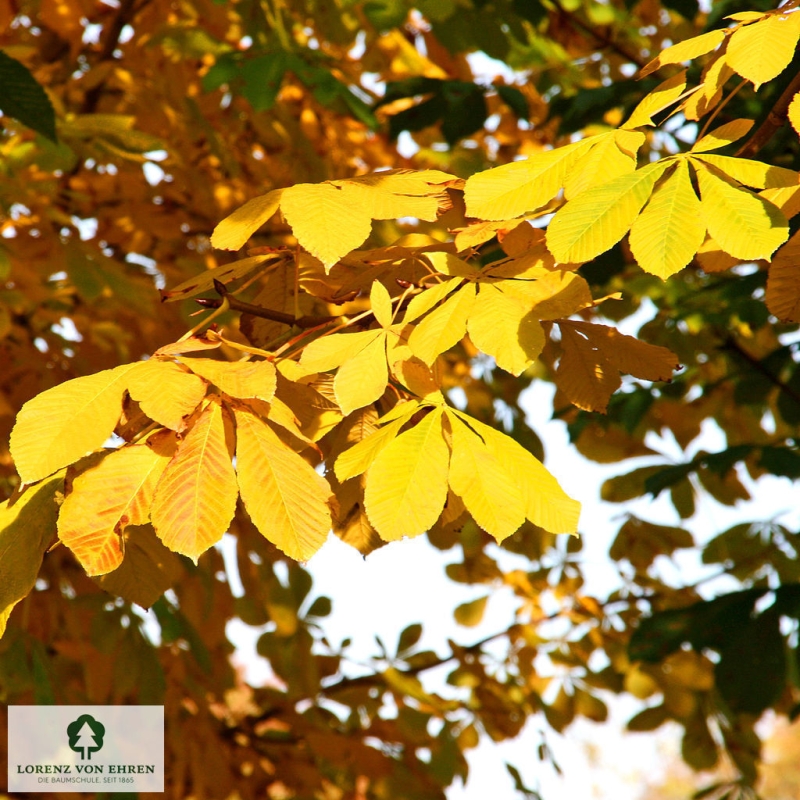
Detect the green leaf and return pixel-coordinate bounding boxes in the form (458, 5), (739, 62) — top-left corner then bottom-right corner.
(0, 50), (57, 142)
(496, 85), (529, 120)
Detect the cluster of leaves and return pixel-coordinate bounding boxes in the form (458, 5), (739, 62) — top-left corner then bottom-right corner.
(3, 0), (800, 798)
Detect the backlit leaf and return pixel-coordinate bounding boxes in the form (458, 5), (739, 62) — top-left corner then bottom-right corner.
(789, 92), (800, 137)
(726, 13), (800, 89)
(556, 323), (620, 412)
(409, 283), (476, 364)
(564, 131), (642, 199)
(210, 189), (283, 250)
(364, 408), (449, 540)
(334, 332), (389, 415)
(690, 119), (754, 153)
(126, 359), (207, 431)
(638, 29), (725, 78)
(58, 436), (176, 576)
(547, 160), (669, 264)
(10, 363), (136, 485)
(403, 277), (463, 323)
(446, 413), (525, 541)
(300, 329), (383, 373)
(464, 138), (594, 220)
(335, 413), (414, 482)
(455, 412), (580, 534)
(234, 406), (332, 561)
(454, 595), (489, 627)
(693, 154), (799, 189)
(623, 72), (688, 129)
(467, 284), (544, 376)
(629, 160), (705, 278)
(695, 164), (788, 260)
(160, 254), (280, 302)
(370, 280), (394, 328)
(183, 357), (277, 402)
(151, 399), (237, 561)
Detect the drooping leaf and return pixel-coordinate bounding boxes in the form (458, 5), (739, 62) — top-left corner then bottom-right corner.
(126, 359), (207, 431)
(58, 435), (176, 576)
(364, 407), (450, 540)
(151, 399), (238, 561)
(446, 412), (525, 541)
(629, 160), (705, 278)
(0, 475), (63, 636)
(467, 284), (544, 376)
(695, 163), (788, 260)
(638, 29), (725, 78)
(555, 323), (620, 412)
(234, 406), (333, 561)
(408, 283), (476, 365)
(10, 363), (136, 485)
(726, 13), (800, 89)
(210, 189), (284, 251)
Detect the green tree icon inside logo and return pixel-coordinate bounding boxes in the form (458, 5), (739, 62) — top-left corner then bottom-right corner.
(67, 715), (105, 760)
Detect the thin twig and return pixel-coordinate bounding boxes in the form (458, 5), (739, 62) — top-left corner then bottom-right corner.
(735, 68), (800, 158)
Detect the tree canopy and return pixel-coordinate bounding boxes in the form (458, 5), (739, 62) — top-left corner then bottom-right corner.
(2, 0), (800, 797)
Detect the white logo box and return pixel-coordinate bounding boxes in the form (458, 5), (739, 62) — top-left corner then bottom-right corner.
(8, 706), (164, 793)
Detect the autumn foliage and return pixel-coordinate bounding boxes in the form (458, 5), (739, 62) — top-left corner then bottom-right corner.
(3, 0), (800, 797)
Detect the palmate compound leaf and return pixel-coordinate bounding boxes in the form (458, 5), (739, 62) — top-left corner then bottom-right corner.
(694, 163), (788, 261)
(563, 130), (645, 199)
(629, 160), (706, 279)
(445, 411), (526, 541)
(466, 283), (545, 376)
(150, 398), (238, 561)
(233, 406), (333, 561)
(126, 359), (207, 432)
(57, 433), (177, 576)
(181, 357), (277, 403)
(10, 363), (137, 485)
(0, 474), (63, 638)
(546, 160), (670, 265)
(214, 170), (457, 269)
(726, 12), (800, 89)
(364, 406), (450, 541)
(452, 411), (580, 534)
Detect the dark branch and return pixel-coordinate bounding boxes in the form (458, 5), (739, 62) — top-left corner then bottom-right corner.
(735, 68), (800, 158)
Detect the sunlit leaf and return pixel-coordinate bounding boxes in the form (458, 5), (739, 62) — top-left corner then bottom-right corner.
(127, 359), (207, 431)
(210, 189), (284, 250)
(726, 13), (800, 88)
(182, 357), (277, 402)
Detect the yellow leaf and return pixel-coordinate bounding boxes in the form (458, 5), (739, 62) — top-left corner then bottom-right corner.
(10, 363), (136, 485)
(454, 595), (489, 627)
(496, 270), (593, 319)
(695, 164), (788, 260)
(695, 237), (740, 273)
(424, 251), (478, 277)
(639, 29), (726, 78)
(623, 72), (688, 129)
(464, 138), (595, 220)
(233, 407), (332, 562)
(692, 154), (799, 189)
(467, 284), (544, 376)
(300, 329), (383, 374)
(58, 437), (176, 576)
(126, 359), (207, 431)
(684, 59), (734, 122)
(564, 131), (642, 199)
(546, 160), (670, 264)
(691, 119), (754, 153)
(455, 412), (580, 534)
(446, 412), (525, 541)
(403, 277), (463, 323)
(210, 189), (283, 251)
(556, 323), (620, 412)
(364, 408), (449, 540)
(160, 253), (280, 302)
(151, 399), (237, 561)
(760, 185), (800, 220)
(629, 160), (706, 279)
(789, 92), (800, 137)
(727, 13), (800, 89)
(409, 283), (476, 365)
(182, 358), (277, 402)
(0, 475), (63, 632)
(766, 232), (800, 322)
(370, 280), (394, 328)
(334, 332), (389, 416)
(335, 413), (411, 482)
(565, 321), (679, 381)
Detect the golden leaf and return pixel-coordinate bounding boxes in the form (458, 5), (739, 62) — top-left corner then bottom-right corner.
(210, 189), (284, 251)
(151, 399), (238, 561)
(182, 357), (277, 402)
(727, 13), (800, 89)
(639, 29), (726, 78)
(10, 363), (136, 485)
(766, 232), (800, 322)
(408, 283), (476, 365)
(234, 406), (332, 561)
(126, 359), (207, 431)
(333, 332), (389, 416)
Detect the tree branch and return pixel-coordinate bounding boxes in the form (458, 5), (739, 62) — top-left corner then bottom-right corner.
(735, 68), (800, 158)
